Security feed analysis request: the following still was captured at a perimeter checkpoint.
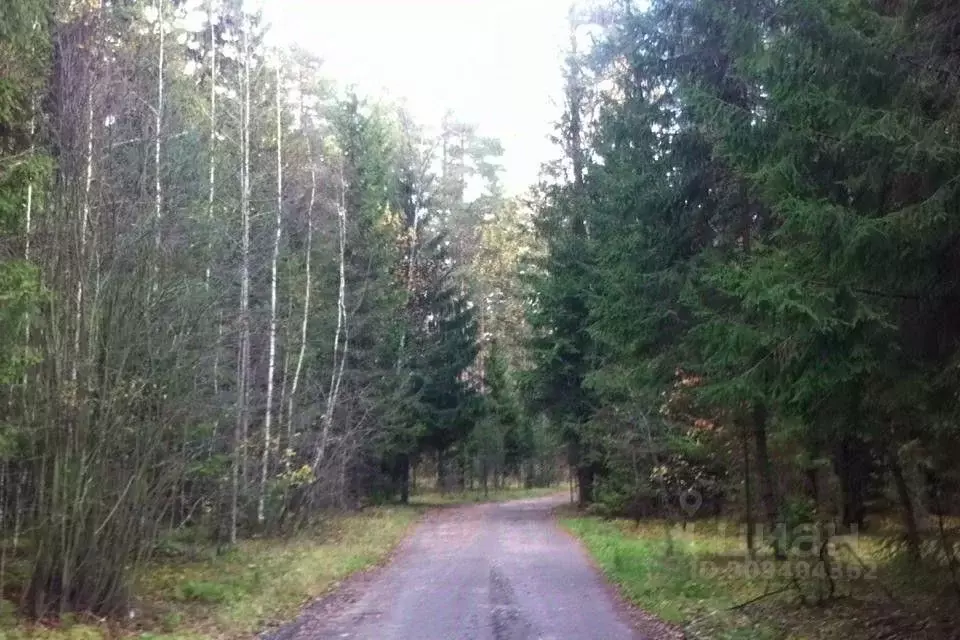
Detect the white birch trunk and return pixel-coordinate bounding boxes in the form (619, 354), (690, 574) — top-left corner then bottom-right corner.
(287, 137), (315, 459)
(205, 2), (224, 470)
(207, 1), (221, 449)
(72, 85), (95, 396)
(23, 101), (35, 391)
(232, 12), (252, 546)
(206, 0), (216, 288)
(258, 64), (283, 525)
(314, 161), (349, 471)
(152, 0), (165, 295)
(23, 19), (38, 269)
(277, 343), (290, 463)
(214, 310), (221, 396)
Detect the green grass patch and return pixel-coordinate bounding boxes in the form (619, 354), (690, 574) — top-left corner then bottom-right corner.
(560, 516), (950, 640)
(1, 506), (422, 640)
(138, 506), (420, 638)
(563, 517), (781, 640)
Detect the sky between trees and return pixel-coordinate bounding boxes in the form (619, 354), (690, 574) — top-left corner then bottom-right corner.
(261, 0), (572, 195)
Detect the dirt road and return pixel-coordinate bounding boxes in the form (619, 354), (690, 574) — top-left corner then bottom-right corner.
(264, 495), (644, 640)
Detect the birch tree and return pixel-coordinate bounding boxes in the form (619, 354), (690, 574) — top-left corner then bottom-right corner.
(206, 0), (217, 288)
(151, 0), (165, 295)
(259, 61), (284, 525)
(314, 157), (348, 472)
(71, 44), (96, 395)
(232, 8), (253, 545)
(207, 1), (221, 404)
(287, 133), (315, 456)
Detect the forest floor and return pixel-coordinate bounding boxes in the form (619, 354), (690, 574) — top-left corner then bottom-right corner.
(0, 486), (559, 640)
(562, 513), (960, 640)
(2, 507), (419, 640)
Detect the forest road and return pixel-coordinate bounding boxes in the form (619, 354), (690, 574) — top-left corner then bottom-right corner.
(262, 494), (645, 640)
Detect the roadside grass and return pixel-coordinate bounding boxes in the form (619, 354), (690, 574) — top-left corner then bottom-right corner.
(563, 516), (781, 640)
(1, 486), (564, 640)
(562, 515), (958, 640)
(408, 484), (565, 507)
(2, 506), (422, 640)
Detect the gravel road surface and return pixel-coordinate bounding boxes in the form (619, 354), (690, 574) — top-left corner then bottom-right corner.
(264, 495), (645, 640)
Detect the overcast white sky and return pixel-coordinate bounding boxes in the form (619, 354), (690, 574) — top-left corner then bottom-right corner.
(261, 0), (572, 195)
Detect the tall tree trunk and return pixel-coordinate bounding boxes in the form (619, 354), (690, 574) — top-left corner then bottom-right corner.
(205, 0), (216, 288)
(568, 439), (594, 506)
(890, 449), (922, 561)
(72, 85), (95, 400)
(741, 423), (756, 558)
(314, 161), (348, 471)
(152, 0), (165, 295)
(259, 64), (283, 526)
(287, 138), (314, 455)
(753, 403), (782, 558)
(23, 96), (36, 392)
(213, 312), (222, 398)
(398, 454), (410, 504)
(481, 455), (489, 498)
(835, 434), (867, 530)
(277, 336), (290, 462)
(206, 0), (220, 459)
(232, 13), (252, 545)
(437, 448), (446, 494)
(24, 80), (36, 266)
(577, 464), (594, 506)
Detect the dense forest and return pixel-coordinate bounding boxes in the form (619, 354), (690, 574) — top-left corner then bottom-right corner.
(5, 0), (960, 633)
(527, 0), (960, 622)
(0, 0), (558, 618)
